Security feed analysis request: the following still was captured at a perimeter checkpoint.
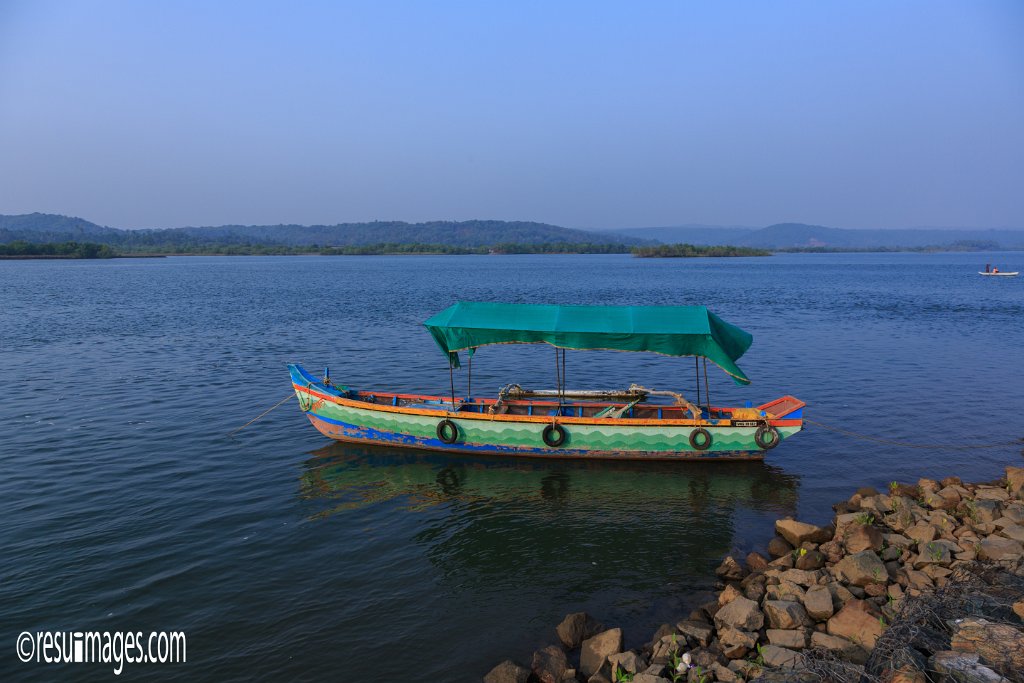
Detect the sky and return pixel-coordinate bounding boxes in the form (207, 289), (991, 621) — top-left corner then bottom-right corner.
(0, 1), (1022, 230)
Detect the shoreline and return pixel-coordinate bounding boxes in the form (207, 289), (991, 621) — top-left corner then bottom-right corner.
(488, 467), (1024, 683)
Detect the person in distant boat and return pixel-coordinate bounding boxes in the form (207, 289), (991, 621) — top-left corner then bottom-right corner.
(993, 267), (1000, 273)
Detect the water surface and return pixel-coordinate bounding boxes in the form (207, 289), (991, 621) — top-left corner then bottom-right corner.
(1, 253), (1022, 680)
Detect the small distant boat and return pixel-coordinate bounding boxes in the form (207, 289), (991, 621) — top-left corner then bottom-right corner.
(980, 264), (1019, 277)
(288, 302), (805, 461)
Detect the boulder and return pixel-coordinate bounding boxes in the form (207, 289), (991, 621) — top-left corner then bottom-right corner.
(1003, 503), (1024, 524)
(978, 537), (1024, 562)
(676, 620), (713, 647)
(531, 646), (569, 683)
(556, 612), (604, 649)
(718, 583), (743, 606)
(998, 523), (1024, 543)
(929, 651), (1008, 683)
(763, 600), (812, 629)
(765, 579), (805, 603)
(745, 551), (769, 573)
(713, 596), (764, 632)
(775, 519), (834, 546)
(803, 585), (835, 621)
(580, 629), (622, 678)
(835, 550), (888, 587)
(810, 632), (868, 664)
(1014, 601), (1024, 621)
(777, 568), (820, 587)
(973, 500), (1003, 524)
(1007, 466), (1024, 496)
(844, 525), (884, 553)
(632, 674), (671, 683)
(913, 541), (953, 569)
(718, 626), (757, 659)
(906, 524), (938, 545)
(485, 660), (531, 683)
(826, 599), (885, 650)
(608, 651), (646, 677)
(758, 644), (800, 668)
(766, 628), (809, 649)
(949, 617), (1024, 674)
(794, 549), (826, 570)
(767, 535), (794, 558)
(975, 486), (1010, 502)
(715, 555), (746, 581)
(888, 665), (927, 683)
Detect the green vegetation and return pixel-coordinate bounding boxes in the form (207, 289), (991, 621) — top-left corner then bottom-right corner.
(320, 241), (630, 255)
(631, 243), (771, 258)
(0, 240), (119, 258)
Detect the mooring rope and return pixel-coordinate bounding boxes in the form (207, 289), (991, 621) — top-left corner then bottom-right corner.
(227, 392), (296, 436)
(804, 418), (1023, 450)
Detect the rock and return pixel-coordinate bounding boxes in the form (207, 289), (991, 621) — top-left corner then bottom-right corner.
(485, 660), (531, 683)
(835, 550), (888, 587)
(556, 612), (604, 649)
(975, 486), (1010, 502)
(775, 519), (834, 546)
(998, 523), (1024, 543)
(631, 674), (671, 683)
(885, 533), (915, 548)
(1003, 504), (1024, 524)
(763, 600), (811, 629)
(777, 568), (820, 587)
(913, 540), (953, 568)
(1013, 600), (1024, 621)
(608, 651), (646, 677)
(532, 646), (569, 683)
(711, 662), (739, 682)
(905, 569), (934, 589)
(803, 584), (834, 621)
(794, 549), (826, 570)
(844, 525), (884, 553)
(767, 535), (794, 558)
(715, 555), (746, 581)
(826, 599), (884, 650)
(818, 540), (845, 564)
(810, 632), (868, 665)
(713, 595), (764, 632)
(929, 650), (1009, 682)
(768, 553), (795, 569)
(978, 537), (1024, 562)
(718, 583), (743, 606)
(647, 624), (674, 649)
(973, 500), (1003, 524)
(765, 579), (805, 603)
(742, 573), (767, 602)
(949, 617), (1024, 674)
(889, 665), (927, 683)
(718, 626), (757, 659)
(580, 629), (622, 678)
(675, 620), (713, 647)
(587, 674), (611, 683)
(758, 644), (800, 668)
(746, 551), (769, 573)
(906, 523), (938, 545)
(1007, 466), (1024, 496)
(766, 628), (809, 649)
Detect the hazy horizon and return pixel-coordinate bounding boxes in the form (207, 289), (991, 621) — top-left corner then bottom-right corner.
(1, 1), (1022, 231)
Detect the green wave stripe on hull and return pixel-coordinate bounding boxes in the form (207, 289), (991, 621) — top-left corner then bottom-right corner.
(299, 393), (797, 456)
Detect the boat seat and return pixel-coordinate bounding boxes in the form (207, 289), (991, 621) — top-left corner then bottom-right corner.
(594, 398), (642, 419)
(406, 401), (463, 412)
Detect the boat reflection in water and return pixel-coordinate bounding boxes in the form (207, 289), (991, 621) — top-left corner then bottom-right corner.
(298, 442), (799, 599)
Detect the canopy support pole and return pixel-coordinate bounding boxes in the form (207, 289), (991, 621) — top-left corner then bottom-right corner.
(695, 357), (701, 407)
(449, 361), (456, 411)
(467, 351), (473, 400)
(703, 357), (711, 415)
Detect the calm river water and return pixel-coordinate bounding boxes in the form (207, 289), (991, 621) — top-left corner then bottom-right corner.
(1, 253), (1022, 681)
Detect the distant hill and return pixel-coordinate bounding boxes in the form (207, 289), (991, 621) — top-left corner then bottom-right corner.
(0, 214), (650, 249)
(606, 222), (1024, 249)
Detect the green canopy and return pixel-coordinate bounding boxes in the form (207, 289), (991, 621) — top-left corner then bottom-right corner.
(423, 302), (753, 384)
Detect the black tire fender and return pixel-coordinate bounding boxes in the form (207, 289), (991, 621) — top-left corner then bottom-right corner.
(755, 424), (780, 450)
(542, 423), (567, 447)
(689, 427), (712, 451)
(436, 419), (459, 444)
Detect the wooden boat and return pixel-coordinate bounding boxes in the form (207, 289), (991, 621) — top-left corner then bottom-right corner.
(978, 271), (1019, 277)
(289, 302), (805, 461)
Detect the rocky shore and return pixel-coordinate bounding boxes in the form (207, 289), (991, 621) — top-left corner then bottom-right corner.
(485, 466), (1024, 683)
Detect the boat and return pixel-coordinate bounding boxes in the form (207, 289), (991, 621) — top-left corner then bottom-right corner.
(288, 302), (805, 461)
(980, 264), (1019, 276)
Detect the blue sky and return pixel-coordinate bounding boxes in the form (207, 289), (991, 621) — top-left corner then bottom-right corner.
(0, 1), (1021, 229)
